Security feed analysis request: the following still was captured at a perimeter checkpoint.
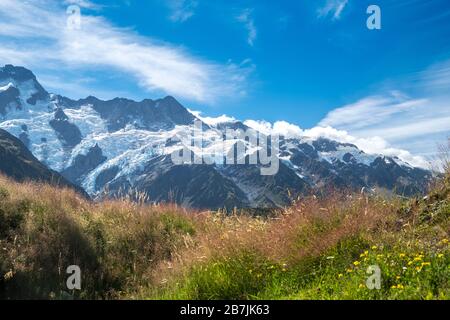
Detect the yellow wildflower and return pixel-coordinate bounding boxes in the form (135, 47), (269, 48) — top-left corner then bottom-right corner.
(338, 273), (343, 278)
(371, 245), (378, 250)
(353, 261), (360, 266)
(437, 253), (444, 258)
(359, 284), (365, 289)
(359, 251), (368, 258)
(421, 262), (431, 267)
(346, 268), (353, 273)
(396, 284), (404, 289)
(399, 253), (406, 258)
(441, 239), (449, 244)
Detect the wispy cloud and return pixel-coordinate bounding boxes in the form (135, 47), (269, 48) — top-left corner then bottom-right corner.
(64, 0), (102, 10)
(38, 73), (133, 100)
(0, 0), (251, 103)
(319, 93), (428, 132)
(167, 0), (198, 23)
(319, 59), (450, 164)
(237, 9), (257, 46)
(415, 59), (450, 94)
(317, 0), (349, 20)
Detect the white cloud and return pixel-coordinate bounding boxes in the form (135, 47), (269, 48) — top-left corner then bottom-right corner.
(243, 119), (429, 168)
(318, 59), (450, 166)
(243, 120), (272, 135)
(303, 126), (429, 168)
(237, 9), (257, 46)
(64, 0), (102, 10)
(317, 0), (348, 20)
(0, 0), (250, 103)
(167, 0), (198, 23)
(186, 111), (431, 168)
(244, 120), (304, 138)
(319, 93), (449, 156)
(38, 74), (132, 100)
(188, 109), (237, 126)
(319, 93), (428, 131)
(415, 59), (450, 95)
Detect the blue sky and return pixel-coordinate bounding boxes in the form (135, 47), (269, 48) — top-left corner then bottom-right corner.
(0, 0), (449, 166)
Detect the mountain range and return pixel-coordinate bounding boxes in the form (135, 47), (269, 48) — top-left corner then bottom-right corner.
(0, 65), (432, 209)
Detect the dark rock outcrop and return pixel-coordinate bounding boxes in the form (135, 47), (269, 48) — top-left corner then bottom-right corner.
(62, 144), (107, 184)
(0, 129), (88, 197)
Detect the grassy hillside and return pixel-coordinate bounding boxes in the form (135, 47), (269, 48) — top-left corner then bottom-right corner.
(0, 170), (448, 300)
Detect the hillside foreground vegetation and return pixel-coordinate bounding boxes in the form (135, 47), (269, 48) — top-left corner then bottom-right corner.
(0, 166), (448, 300)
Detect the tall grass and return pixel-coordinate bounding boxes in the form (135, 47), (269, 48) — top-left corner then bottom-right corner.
(0, 170), (448, 300)
(0, 175), (198, 299)
(146, 183), (449, 300)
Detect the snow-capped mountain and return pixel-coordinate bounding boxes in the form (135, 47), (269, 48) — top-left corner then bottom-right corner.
(0, 65), (432, 209)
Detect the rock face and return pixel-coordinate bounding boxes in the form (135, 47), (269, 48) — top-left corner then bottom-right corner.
(0, 65), (434, 209)
(283, 138), (430, 196)
(55, 95), (197, 132)
(0, 86), (21, 115)
(0, 64), (49, 106)
(49, 108), (82, 148)
(62, 144), (107, 185)
(0, 129), (88, 197)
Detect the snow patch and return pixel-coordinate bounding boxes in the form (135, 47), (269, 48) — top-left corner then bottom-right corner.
(0, 82), (14, 92)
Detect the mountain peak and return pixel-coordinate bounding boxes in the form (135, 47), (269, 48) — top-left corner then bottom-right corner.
(0, 65), (48, 105)
(156, 95), (183, 108)
(0, 65), (37, 83)
(162, 95), (177, 102)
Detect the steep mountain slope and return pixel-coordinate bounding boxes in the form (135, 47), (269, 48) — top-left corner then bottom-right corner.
(0, 129), (87, 196)
(0, 65), (433, 209)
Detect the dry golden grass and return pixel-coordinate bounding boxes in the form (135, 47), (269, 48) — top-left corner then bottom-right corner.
(0, 169), (448, 300)
(0, 174), (203, 299)
(148, 193), (400, 288)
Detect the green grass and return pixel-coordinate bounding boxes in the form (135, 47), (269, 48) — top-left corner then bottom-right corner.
(151, 239), (449, 300)
(0, 171), (449, 300)
(148, 180), (449, 300)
